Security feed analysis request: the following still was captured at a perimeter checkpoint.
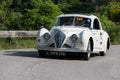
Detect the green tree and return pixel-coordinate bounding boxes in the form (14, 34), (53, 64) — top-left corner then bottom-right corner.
(108, 2), (120, 24)
(21, 0), (61, 30)
(0, 0), (61, 30)
(0, 0), (13, 30)
(97, 1), (120, 24)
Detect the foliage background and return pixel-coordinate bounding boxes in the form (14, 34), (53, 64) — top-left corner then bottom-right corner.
(0, 0), (120, 49)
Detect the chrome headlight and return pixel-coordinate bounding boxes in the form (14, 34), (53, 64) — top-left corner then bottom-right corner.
(43, 33), (51, 40)
(71, 34), (78, 42)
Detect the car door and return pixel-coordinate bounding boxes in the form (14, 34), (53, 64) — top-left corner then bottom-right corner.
(92, 19), (103, 50)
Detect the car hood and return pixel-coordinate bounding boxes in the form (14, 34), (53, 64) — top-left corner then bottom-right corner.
(51, 26), (89, 35)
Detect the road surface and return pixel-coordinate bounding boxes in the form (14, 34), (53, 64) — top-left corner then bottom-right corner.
(0, 45), (120, 80)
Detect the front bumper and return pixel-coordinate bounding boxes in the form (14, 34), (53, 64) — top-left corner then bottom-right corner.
(36, 46), (87, 53)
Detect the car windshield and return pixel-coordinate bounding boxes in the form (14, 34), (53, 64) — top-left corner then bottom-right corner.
(55, 16), (91, 27)
(55, 17), (74, 26)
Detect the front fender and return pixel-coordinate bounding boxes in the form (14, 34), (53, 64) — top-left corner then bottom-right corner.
(37, 28), (50, 47)
(37, 28), (50, 37)
(81, 30), (92, 50)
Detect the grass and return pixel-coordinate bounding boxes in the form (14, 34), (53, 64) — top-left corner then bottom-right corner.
(0, 37), (36, 50)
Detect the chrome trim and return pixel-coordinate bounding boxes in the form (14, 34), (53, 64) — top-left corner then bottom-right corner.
(55, 31), (65, 48)
(36, 46), (87, 53)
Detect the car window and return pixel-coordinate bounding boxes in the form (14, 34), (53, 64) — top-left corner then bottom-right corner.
(93, 19), (100, 30)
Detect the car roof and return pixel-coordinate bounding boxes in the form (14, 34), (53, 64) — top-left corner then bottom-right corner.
(57, 14), (98, 19)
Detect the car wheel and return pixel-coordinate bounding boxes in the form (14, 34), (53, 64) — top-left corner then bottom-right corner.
(100, 48), (107, 56)
(84, 41), (91, 60)
(38, 50), (46, 57)
(84, 53), (90, 60)
(99, 51), (106, 56)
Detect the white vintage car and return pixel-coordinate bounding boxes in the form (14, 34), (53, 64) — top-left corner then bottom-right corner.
(36, 14), (110, 60)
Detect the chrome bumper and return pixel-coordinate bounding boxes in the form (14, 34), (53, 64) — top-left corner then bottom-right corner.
(36, 46), (87, 53)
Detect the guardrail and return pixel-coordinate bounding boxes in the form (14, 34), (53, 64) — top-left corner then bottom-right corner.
(0, 31), (38, 38)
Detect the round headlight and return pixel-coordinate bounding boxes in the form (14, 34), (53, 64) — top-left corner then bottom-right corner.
(71, 34), (78, 42)
(43, 33), (51, 40)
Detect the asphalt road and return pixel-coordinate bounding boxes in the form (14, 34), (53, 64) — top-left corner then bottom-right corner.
(0, 45), (120, 80)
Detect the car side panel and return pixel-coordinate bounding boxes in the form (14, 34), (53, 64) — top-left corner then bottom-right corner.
(81, 30), (92, 51)
(101, 31), (110, 52)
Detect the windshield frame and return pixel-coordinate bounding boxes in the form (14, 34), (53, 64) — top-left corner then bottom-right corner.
(54, 16), (91, 28)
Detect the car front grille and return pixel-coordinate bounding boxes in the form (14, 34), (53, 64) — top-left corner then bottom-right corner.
(55, 31), (65, 48)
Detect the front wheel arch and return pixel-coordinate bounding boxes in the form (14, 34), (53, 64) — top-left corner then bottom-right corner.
(89, 37), (94, 51)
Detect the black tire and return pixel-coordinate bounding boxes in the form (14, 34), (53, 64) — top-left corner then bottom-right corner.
(84, 41), (91, 60)
(38, 50), (46, 57)
(83, 53), (90, 60)
(99, 51), (106, 56)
